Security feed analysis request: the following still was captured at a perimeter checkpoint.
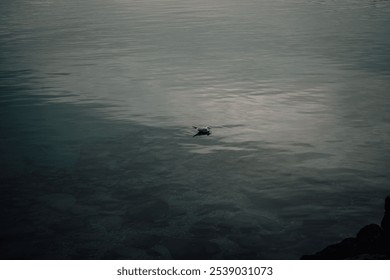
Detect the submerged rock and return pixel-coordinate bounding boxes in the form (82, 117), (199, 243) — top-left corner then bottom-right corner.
(302, 196), (390, 260)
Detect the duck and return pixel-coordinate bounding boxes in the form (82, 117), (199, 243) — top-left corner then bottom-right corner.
(193, 126), (211, 137)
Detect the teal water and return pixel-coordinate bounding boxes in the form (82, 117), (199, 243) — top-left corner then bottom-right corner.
(1, 0), (390, 259)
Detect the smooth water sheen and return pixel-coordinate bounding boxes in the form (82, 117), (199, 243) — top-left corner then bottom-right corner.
(1, 0), (390, 259)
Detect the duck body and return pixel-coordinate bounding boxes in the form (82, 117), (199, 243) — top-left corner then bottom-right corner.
(193, 126), (211, 137)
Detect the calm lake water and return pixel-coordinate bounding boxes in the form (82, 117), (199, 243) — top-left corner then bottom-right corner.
(1, 0), (390, 259)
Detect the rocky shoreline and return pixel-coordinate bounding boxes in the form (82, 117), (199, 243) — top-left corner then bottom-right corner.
(302, 196), (390, 260)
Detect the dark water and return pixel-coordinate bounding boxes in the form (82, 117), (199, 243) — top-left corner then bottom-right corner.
(1, 0), (390, 259)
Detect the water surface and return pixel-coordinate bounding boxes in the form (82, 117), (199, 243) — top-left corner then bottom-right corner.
(1, 0), (390, 259)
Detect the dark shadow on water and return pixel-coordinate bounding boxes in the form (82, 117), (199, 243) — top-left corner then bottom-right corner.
(0, 115), (270, 259)
(0, 90), (280, 259)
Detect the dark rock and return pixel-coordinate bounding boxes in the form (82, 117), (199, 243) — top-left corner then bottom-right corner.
(347, 253), (387, 260)
(385, 196), (390, 211)
(356, 224), (384, 255)
(302, 196), (390, 260)
(302, 237), (357, 260)
(381, 196), (390, 234)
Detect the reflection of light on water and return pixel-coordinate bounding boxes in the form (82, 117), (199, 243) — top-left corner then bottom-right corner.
(181, 143), (256, 154)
